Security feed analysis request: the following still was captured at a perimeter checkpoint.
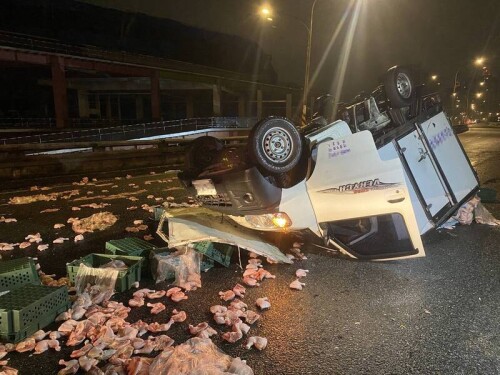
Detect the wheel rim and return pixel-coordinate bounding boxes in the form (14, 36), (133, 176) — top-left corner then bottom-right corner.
(261, 127), (293, 164)
(396, 72), (412, 99)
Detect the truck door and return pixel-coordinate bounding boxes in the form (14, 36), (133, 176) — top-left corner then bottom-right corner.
(306, 131), (425, 260)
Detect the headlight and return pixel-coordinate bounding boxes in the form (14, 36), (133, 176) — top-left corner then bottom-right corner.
(244, 212), (292, 229)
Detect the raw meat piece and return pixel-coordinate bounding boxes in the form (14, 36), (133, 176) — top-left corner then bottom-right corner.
(126, 357), (153, 375)
(171, 309), (187, 322)
(19, 242), (31, 249)
(31, 330), (49, 341)
(128, 297), (145, 307)
(70, 343), (93, 358)
(53, 223), (65, 229)
(289, 279), (306, 290)
(244, 310), (261, 324)
(166, 287), (181, 297)
(242, 276), (259, 287)
(15, 338), (36, 353)
(147, 321), (173, 333)
(74, 234), (84, 242)
(222, 330), (243, 343)
(133, 288), (155, 299)
(53, 237), (69, 244)
(146, 290), (166, 299)
(147, 302), (166, 315)
(219, 290), (236, 301)
(210, 305), (227, 314)
(58, 359), (79, 375)
(188, 322), (217, 338)
(37, 244), (49, 251)
(255, 297), (271, 310)
(245, 336), (268, 350)
(170, 291), (188, 302)
(296, 269), (309, 278)
(229, 300), (248, 311)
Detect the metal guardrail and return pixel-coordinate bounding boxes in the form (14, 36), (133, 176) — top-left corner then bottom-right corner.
(0, 117), (147, 129)
(0, 135), (248, 154)
(0, 117), (256, 145)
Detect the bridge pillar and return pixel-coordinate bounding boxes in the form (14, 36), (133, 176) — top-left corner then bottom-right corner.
(135, 96), (144, 120)
(212, 84), (221, 116)
(50, 56), (68, 128)
(77, 90), (89, 118)
(257, 89), (263, 119)
(238, 95), (246, 117)
(286, 93), (292, 119)
(151, 70), (161, 121)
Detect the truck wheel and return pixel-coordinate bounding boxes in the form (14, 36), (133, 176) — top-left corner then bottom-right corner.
(249, 117), (302, 174)
(185, 136), (223, 172)
(384, 66), (415, 108)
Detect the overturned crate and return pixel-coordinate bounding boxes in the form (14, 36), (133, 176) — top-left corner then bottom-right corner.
(0, 284), (70, 342)
(0, 257), (40, 292)
(67, 254), (144, 293)
(191, 241), (235, 267)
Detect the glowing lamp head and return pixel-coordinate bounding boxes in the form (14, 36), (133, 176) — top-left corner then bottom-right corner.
(271, 213), (292, 228)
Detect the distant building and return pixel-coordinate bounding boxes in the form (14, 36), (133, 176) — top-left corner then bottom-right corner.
(0, 0), (301, 128)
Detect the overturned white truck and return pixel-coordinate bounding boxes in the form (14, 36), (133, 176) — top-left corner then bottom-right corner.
(179, 66), (479, 260)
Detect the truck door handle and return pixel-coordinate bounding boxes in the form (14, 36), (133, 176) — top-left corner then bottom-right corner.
(387, 197), (405, 203)
(386, 191), (405, 203)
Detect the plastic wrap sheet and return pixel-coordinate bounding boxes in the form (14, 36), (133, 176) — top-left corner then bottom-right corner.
(148, 337), (253, 375)
(74, 263), (119, 294)
(174, 247), (201, 289)
(156, 207), (291, 264)
(475, 202), (500, 226)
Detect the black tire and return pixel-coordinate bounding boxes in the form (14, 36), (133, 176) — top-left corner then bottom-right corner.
(384, 66), (416, 109)
(248, 117), (302, 174)
(184, 136), (223, 172)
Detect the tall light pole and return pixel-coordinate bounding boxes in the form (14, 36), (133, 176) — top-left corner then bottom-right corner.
(259, 1), (319, 126)
(302, 0), (319, 126)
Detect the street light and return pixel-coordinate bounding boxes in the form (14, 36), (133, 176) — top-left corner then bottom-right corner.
(452, 56), (487, 121)
(476, 92), (483, 99)
(475, 57), (485, 66)
(431, 75), (438, 81)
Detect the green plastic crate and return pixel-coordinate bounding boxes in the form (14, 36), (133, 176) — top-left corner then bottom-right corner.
(66, 254), (144, 293)
(105, 237), (157, 257)
(191, 241), (234, 267)
(0, 284), (70, 342)
(105, 238), (167, 278)
(0, 258), (40, 292)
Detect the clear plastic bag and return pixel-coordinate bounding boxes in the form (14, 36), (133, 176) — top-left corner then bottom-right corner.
(74, 263), (119, 294)
(151, 251), (182, 283)
(174, 247), (202, 290)
(151, 247), (202, 289)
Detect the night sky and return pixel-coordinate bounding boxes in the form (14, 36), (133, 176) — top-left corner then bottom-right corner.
(81, 0), (500, 101)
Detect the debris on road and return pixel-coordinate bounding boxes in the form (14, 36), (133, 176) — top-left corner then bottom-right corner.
(255, 297), (271, 310)
(246, 336), (268, 350)
(296, 269), (309, 278)
(440, 195), (499, 229)
(71, 212), (118, 234)
(289, 279), (306, 290)
(0, 217), (17, 223)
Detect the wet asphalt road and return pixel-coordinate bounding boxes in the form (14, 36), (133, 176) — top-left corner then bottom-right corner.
(0, 127), (499, 374)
